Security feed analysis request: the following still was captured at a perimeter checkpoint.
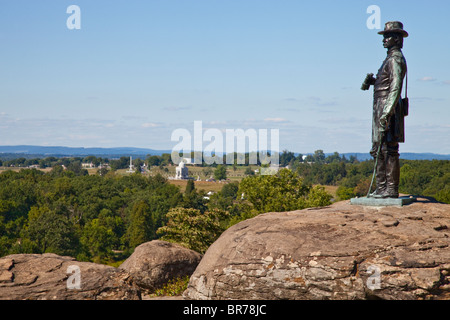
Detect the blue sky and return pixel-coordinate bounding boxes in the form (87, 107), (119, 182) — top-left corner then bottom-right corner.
(0, 0), (449, 154)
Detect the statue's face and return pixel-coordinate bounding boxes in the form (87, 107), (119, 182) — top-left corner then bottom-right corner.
(383, 33), (397, 49)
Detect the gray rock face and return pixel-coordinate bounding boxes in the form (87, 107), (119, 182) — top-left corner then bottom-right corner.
(119, 240), (202, 292)
(0, 253), (141, 300)
(184, 198), (450, 300)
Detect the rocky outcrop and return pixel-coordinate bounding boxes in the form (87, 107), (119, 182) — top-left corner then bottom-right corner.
(120, 240), (202, 292)
(184, 198), (450, 300)
(0, 253), (140, 300)
(0, 241), (201, 300)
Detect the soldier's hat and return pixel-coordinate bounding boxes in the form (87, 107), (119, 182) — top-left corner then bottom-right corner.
(378, 21), (409, 38)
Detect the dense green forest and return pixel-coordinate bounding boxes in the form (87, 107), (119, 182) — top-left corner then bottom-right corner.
(0, 153), (448, 264)
(0, 169), (182, 262)
(0, 166), (331, 262)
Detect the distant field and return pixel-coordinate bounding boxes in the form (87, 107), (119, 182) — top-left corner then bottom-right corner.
(0, 167), (52, 173)
(146, 165), (255, 181)
(0, 166), (96, 175)
(153, 165), (251, 193)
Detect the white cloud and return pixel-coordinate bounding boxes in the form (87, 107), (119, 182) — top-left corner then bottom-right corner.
(418, 76), (436, 82)
(1, 114), (448, 154)
(264, 117), (288, 123)
(162, 106), (192, 112)
(141, 122), (160, 128)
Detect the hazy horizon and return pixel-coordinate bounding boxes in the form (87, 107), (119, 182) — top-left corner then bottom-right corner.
(1, 1), (449, 154)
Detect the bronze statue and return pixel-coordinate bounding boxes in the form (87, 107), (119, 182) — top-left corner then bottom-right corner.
(362, 21), (408, 199)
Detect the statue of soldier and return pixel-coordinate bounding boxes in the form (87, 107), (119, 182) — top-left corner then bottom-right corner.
(361, 21), (408, 198)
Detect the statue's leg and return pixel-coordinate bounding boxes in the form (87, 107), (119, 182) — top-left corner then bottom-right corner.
(370, 142), (387, 198)
(384, 142), (400, 198)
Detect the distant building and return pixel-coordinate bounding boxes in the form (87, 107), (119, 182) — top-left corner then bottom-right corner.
(98, 163), (110, 169)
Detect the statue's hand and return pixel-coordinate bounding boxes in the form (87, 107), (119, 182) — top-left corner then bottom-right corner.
(361, 73), (375, 90)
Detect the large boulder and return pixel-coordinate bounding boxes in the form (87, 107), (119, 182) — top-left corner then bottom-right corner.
(119, 240), (202, 292)
(0, 253), (141, 300)
(184, 198), (450, 300)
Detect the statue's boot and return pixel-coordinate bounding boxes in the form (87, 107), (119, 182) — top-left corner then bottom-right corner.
(370, 155), (387, 198)
(384, 154), (400, 198)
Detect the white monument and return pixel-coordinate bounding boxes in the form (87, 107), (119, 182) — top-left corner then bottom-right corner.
(175, 161), (189, 180)
(126, 156), (134, 173)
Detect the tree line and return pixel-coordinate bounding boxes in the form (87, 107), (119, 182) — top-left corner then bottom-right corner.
(293, 158), (449, 204)
(0, 149), (358, 170)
